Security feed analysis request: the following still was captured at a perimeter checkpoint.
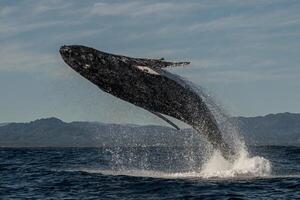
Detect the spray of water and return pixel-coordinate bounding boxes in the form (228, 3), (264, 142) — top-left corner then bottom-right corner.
(190, 83), (272, 178)
(93, 79), (272, 179)
(200, 149), (271, 178)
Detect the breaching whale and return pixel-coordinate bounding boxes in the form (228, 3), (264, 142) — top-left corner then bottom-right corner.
(59, 45), (233, 159)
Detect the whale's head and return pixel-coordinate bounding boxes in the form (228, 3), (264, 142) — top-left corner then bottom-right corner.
(59, 44), (191, 96)
(60, 45), (107, 78)
(60, 45), (131, 92)
(60, 45), (190, 81)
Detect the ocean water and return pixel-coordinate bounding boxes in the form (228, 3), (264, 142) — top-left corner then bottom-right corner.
(1, 146), (299, 199)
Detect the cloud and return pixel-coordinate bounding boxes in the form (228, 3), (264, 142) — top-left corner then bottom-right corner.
(0, 0), (83, 38)
(0, 20), (67, 38)
(31, 0), (72, 14)
(183, 62), (300, 83)
(1, 0), (300, 120)
(189, 5), (300, 33)
(0, 42), (72, 79)
(0, 5), (16, 16)
(0, 43), (53, 71)
(1, 0), (300, 84)
(90, 1), (202, 17)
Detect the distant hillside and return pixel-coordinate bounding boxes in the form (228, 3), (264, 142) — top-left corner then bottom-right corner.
(235, 112), (300, 146)
(0, 113), (299, 147)
(0, 118), (201, 147)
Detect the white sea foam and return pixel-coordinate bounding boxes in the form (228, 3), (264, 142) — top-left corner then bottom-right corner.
(67, 158), (270, 179)
(80, 169), (202, 179)
(77, 137), (272, 179)
(190, 84), (272, 178)
(200, 148), (271, 178)
(67, 147), (271, 179)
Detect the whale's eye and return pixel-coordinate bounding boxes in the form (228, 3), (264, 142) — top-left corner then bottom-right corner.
(135, 65), (160, 75)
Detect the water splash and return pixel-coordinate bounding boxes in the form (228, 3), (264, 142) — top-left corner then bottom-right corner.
(75, 146), (271, 179)
(178, 81), (271, 178)
(98, 79), (272, 179)
(200, 149), (271, 178)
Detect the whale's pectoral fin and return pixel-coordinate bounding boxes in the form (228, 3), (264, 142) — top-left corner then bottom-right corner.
(147, 110), (180, 130)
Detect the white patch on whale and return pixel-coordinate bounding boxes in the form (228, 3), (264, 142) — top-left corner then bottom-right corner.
(135, 65), (160, 75)
(83, 64), (91, 69)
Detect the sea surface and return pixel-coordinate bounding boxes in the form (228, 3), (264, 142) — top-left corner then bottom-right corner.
(1, 146), (299, 199)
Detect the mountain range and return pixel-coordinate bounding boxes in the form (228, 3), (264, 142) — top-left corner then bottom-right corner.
(0, 112), (299, 147)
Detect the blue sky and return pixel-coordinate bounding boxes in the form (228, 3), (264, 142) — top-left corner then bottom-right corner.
(1, 0), (300, 124)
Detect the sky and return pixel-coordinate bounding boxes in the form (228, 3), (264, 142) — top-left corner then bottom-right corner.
(1, 0), (300, 125)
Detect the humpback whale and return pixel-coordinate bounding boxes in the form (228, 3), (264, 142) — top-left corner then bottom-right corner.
(59, 45), (234, 159)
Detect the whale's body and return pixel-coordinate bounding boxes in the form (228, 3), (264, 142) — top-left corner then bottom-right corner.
(59, 45), (233, 159)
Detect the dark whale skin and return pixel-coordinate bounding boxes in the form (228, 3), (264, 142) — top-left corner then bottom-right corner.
(59, 45), (233, 159)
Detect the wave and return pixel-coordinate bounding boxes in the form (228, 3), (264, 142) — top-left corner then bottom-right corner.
(64, 148), (272, 179)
